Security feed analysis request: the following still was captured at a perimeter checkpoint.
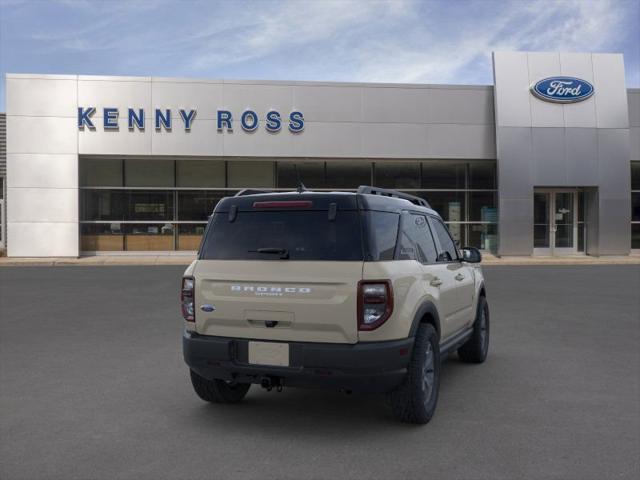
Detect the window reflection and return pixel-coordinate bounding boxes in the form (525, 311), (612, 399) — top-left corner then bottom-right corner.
(80, 159), (499, 252)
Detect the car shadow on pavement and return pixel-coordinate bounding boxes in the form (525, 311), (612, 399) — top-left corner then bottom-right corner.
(182, 355), (474, 436)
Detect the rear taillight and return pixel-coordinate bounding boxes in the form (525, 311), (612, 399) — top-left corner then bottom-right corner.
(358, 280), (393, 331)
(181, 276), (195, 322)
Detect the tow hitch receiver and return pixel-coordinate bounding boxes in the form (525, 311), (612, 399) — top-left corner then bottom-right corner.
(260, 376), (284, 392)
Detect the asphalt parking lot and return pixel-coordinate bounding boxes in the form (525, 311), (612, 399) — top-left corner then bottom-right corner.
(1, 265), (639, 480)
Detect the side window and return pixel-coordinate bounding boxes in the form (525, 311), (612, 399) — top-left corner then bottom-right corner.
(364, 211), (400, 261)
(429, 217), (459, 262)
(396, 213), (438, 263)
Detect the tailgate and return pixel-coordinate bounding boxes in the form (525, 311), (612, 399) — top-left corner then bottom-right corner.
(194, 260), (363, 344)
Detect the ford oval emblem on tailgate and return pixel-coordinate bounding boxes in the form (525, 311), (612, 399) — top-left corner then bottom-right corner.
(200, 304), (215, 312)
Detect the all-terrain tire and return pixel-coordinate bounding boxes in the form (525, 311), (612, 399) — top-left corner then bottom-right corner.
(458, 296), (490, 364)
(388, 323), (440, 424)
(189, 370), (251, 403)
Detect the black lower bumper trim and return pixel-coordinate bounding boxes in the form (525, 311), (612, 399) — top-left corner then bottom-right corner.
(183, 331), (414, 393)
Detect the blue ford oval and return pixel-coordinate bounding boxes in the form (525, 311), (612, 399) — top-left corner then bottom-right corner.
(531, 77), (594, 103)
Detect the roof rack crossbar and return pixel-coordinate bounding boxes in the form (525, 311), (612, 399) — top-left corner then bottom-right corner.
(356, 186), (431, 209)
(234, 189), (273, 197)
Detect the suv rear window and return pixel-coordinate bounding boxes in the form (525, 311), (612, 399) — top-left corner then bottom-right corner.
(199, 210), (364, 261)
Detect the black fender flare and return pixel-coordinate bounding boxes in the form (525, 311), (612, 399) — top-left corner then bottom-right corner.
(408, 301), (441, 339)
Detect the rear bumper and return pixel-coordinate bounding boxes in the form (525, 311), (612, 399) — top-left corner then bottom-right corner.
(183, 331), (414, 393)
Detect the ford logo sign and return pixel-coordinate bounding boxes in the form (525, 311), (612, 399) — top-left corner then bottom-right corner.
(200, 304), (215, 312)
(531, 77), (594, 103)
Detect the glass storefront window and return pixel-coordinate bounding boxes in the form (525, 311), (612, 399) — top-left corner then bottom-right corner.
(128, 191), (173, 221)
(632, 192), (640, 222)
(178, 190), (232, 221)
(467, 224), (497, 251)
(81, 190), (127, 221)
(228, 161), (274, 188)
(374, 162), (420, 189)
(325, 161), (370, 189)
(632, 224), (640, 249)
(631, 162), (640, 191)
(79, 158), (499, 252)
(277, 162), (326, 188)
(421, 162), (465, 189)
(445, 222), (465, 247)
(177, 224), (207, 251)
(80, 158), (123, 186)
(125, 159), (174, 187)
(416, 191), (465, 222)
(469, 191), (497, 222)
(468, 162), (496, 189)
(122, 223), (174, 251)
(176, 160), (225, 188)
(80, 223), (124, 251)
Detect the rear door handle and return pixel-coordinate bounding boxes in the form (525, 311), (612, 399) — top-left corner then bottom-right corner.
(430, 278), (443, 287)
(455, 273), (465, 281)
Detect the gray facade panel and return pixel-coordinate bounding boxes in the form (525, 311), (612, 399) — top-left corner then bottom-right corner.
(498, 198), (534, 255)
(527, 52), (564, 128)
(494, 52), (632, 256)
(560, 53), (597, 128)
(361, 87), (429, 124)
(425, 88), (495, 125)
(627, 90), (640, 127)
(565, 128), (599, 186)
(292, 85), (361, 123)
(361, 124), (428, 158)
(151, 81), (223, 120)
(427, 124), (495, 158)
(492, 52), (532, 128)
(592, 54), (629, 129)
(532, 127), (567, 185)
(597, 129), (631, 199)
(585, 188), (599, 256)
(597, 198), (631, 254)
(495, 127), (533, 199)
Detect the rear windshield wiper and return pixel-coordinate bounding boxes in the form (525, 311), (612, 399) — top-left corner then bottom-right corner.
(249, 247), (290, 259)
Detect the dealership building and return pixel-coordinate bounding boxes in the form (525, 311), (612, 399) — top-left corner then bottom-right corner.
(1, 51), (639, 257)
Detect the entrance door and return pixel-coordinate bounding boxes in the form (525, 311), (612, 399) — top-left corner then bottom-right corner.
(533, 190), (578, 255)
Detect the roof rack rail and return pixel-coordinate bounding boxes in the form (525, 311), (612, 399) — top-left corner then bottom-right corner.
(234, 189), (273, 197)
(356, 186), (431, 209)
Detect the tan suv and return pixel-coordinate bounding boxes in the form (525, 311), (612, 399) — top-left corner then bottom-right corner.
(181, 186), (489, 424)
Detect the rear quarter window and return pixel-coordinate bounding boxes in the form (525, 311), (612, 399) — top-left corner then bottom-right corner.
(363, 211), (400, 261)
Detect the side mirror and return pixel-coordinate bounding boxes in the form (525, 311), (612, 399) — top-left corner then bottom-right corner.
(461, 246), (482, 263)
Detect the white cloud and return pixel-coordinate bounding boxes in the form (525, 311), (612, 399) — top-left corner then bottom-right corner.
(179, 0), (635, 85)
(2, 0), (637, 87)
(349, 0), (631, 84)
(189, 0), (413, 69)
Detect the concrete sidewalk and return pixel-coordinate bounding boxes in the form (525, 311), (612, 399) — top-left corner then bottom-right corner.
(1, 253), (639, 266)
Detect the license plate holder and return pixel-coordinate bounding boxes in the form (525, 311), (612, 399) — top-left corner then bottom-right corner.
(248, 341), (289, 367)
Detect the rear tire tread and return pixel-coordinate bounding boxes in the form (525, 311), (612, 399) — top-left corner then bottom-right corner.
(190, 370), (250, 404)
(388, 323), (440, 424)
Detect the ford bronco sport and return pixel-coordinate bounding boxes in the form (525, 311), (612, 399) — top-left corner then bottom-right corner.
(182, 186), (489, 424)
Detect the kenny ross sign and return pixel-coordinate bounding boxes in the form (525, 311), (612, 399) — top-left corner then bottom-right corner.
(77, 107), (304, 133)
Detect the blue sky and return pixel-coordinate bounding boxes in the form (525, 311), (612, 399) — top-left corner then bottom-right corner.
(1, 0), (639, 111)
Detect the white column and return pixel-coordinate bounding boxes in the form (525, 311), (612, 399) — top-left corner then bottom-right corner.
(6, 74), (79, 257)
